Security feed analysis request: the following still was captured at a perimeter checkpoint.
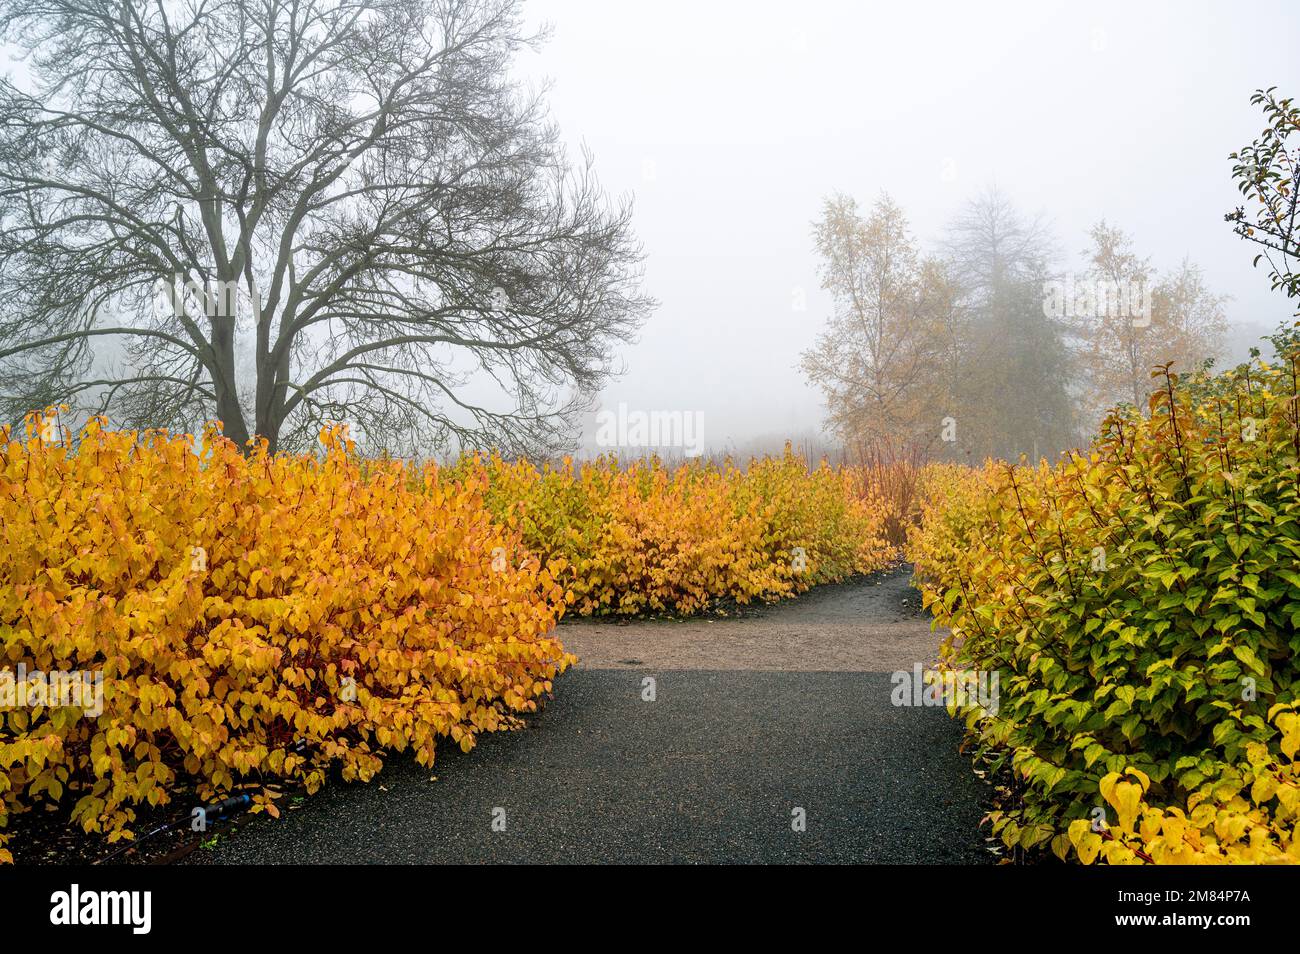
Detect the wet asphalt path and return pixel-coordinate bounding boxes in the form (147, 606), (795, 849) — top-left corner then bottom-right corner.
(191, 569), (991, 865)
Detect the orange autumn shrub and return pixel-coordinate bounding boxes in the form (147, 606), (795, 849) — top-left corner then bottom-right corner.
(0, 412), (571, 862)
(845, 446), (926, 550)
(455, 448), (895, 616)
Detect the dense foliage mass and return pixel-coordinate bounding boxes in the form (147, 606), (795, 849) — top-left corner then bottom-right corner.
(909, 364), (1300, 864)
(0, 415), (572, 862)
(453, 450), (894, 616)
(0, 424), (897, 860)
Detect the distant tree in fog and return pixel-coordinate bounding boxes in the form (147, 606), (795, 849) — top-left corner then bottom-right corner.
(802, 187), (1081, 464)
(943, 186), (1053, 296)
(1076, 223), (1225, 415)
(800, 193), (956, 456)
(943, 187), (1076, 462)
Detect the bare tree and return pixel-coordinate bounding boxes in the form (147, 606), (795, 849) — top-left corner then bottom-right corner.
(0, 0), (652, 454)
(942, 185), (1054, 299)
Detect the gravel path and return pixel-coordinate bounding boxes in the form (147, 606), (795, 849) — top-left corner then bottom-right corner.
(559, 565), (946, 671)
(190, 567), (991, 865)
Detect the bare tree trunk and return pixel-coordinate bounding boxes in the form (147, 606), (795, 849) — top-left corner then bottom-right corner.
(211, 319), (250, 446)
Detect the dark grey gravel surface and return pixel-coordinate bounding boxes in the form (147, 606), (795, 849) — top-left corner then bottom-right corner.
(191, 669), (992, 865)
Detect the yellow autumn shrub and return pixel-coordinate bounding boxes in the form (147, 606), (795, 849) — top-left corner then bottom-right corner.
(909, 363), (1300, 865)
(1069, 713), (1300, 864)
(906, 462), (995, 593)
(0, 412), (572, 863)
(456, 447), (895, 616)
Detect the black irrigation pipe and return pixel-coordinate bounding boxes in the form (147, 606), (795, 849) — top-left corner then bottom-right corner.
(91, 793), (252, 865)
(92, 740), (310, 866)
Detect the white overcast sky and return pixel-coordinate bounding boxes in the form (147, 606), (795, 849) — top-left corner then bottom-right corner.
(516, 0), (1300, 452)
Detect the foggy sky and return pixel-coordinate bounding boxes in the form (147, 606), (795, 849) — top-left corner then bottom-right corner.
(3, 1), (1297, 455)
(516, 0), (1300, 454)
